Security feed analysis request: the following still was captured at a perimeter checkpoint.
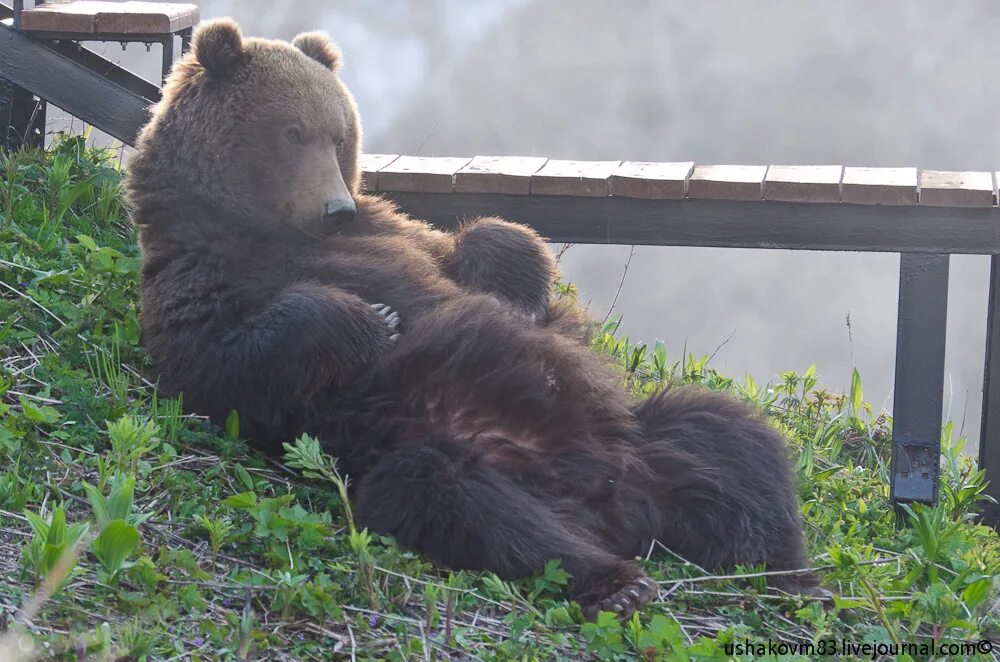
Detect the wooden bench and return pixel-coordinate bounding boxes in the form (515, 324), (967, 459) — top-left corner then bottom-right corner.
(360, 155), (1000, 526)
(14, 1), (199, 80)
(19, 1), (198, 34)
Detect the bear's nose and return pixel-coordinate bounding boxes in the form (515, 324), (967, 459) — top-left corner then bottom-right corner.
(324, 199), (357, 223)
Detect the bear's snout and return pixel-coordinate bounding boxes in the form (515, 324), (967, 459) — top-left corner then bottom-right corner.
(323, 198), (357, 226)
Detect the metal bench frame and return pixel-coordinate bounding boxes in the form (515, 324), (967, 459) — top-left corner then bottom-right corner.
(13, 0), (192, 80)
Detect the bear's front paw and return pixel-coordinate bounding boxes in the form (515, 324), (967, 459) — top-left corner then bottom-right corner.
(576, 565), (658, 621)
(370, 303), (402, 342)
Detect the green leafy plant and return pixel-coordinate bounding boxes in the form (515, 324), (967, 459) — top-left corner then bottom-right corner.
(82, 473), (149, 528)
(196, 513), (234, 564)
(92, 519), (140, 584)
(106, 414), (160, 475)
(22, 504), (90, 590)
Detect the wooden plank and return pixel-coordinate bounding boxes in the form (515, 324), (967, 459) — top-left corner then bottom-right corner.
(96, 2), (200, 34)
(46, 38), (161, 102)
(842, 167), (918, 205)
(688, 165), (767, 201)
(764, 165), (842, 203)
(376, 156), (470, 194)
(531, 160), (620, 197)
(454, 156), (548, 195)
(21, 2), (97, 32)
(610, 161), (693, 199)
(358, 154), (398, 193)
(919, 170), (993, 208)
(383, 192), (1000, 254)
(22, 2), (198, 34)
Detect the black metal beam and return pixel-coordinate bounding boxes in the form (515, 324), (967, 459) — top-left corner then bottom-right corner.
(384, 192), (1000, 255)
(0, 21), (152, 145)
(979, 255), (1000, 527)
(890, 253), (949, 507)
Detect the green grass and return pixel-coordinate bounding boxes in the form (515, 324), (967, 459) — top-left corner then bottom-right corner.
(0, 137), (997, 660)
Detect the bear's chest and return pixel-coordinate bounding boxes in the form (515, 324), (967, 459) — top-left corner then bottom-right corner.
(294, 241), (457, 313)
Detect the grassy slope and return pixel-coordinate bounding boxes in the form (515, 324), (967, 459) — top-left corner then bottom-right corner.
(0, 139), (997, 661)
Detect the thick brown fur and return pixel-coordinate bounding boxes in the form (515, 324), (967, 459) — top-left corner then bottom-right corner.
(126, 18), (820, 619)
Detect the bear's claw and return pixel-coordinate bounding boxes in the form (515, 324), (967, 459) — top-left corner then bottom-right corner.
(578, 567), (659, 622)
(371, 303), (402, 340)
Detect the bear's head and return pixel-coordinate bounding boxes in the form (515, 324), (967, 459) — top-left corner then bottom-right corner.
(126, 18), (361, 236)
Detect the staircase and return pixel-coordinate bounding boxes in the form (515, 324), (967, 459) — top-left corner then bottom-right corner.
(0, 1), (198, 149)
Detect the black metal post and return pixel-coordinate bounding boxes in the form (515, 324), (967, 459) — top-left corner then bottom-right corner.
(161, 36), (175, 83)
(890, 253), (949, 508)
(979, 255), (1000, 527)
(12, 0), (23, 30)
(180, 28), (193, 54)
(0, 77), (38, 150)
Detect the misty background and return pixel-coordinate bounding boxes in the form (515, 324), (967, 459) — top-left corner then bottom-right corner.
(57, 1), (1000, 451)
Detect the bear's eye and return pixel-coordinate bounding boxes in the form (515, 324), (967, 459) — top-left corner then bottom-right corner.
(286, 128), (303, 145)
(336, 138), (346, 153)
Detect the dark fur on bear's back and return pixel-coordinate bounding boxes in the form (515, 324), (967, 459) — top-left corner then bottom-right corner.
(127, 18), (821, 619)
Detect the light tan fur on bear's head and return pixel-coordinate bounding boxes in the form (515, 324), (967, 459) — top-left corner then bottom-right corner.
(126, 18), (362, 237)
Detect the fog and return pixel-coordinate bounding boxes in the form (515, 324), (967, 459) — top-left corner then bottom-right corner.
(68, 1), (1000, 449)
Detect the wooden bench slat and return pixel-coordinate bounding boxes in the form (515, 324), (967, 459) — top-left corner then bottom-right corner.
(21, 2), (96, 32)
(360, 156), (997, 209)
(454, 156), (548, 195)
(610, 161), (693, 199)
(764, 165), (842, 203)
(21, 1), (198, 34)
(376, 156), (471, 194)
(97, 2), (199, 34)
(842, 166), (918, 205)
(919, 170), (994, 208)
(358, 154), (399, 193)
(688, 165), (767, 201)
(531, 160), (620, 197)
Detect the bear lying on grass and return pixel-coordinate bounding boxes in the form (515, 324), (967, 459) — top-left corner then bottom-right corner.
(126, 18), (821, 619)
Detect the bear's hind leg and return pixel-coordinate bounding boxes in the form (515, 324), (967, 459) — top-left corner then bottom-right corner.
(446, 217), (555, 320)
(630, 388), (821, 595)
(354, 437), (658, 619)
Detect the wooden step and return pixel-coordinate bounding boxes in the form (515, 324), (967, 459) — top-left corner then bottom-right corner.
(20, 1), (199, 35)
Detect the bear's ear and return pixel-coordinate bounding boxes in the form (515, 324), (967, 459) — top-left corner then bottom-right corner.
(193, 18), (244, 77)
(292, 32), (342, 72)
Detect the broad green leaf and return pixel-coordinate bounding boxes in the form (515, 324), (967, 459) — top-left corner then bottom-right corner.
(223, 491), (257, 509)
(75, 234), (98, 251)
(225, 409), (240, 441)
(92, 520), (139, 575)
(46, 506), (67, 548)
(82, 482), (110, 528)
(961, 578), (991, 609)
(107, 476), (135, 522)
(849, 368), (863, 419)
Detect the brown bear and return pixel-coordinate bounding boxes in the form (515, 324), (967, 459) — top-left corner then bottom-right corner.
(125, 18), (820, 619)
